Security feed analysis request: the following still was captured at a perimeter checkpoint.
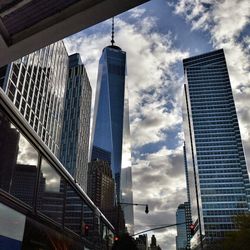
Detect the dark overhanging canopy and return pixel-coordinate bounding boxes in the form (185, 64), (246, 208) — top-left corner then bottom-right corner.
(0, 0), (149, 66)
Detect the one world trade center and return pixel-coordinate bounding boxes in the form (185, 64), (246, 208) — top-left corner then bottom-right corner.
(90, 19), (126, 202)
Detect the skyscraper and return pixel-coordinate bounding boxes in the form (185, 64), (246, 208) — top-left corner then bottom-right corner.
(183, 49), (250, 247)
(121, 167), (134, 234)
(59, 53), (92, 190)
(90, 20), (126, 200)
(87, 159), (115, 211)
(183, 144), (192, 249)
(0, 41), (68, 156)
(121, 90), (134, 234)
(176, 203), (191, 250)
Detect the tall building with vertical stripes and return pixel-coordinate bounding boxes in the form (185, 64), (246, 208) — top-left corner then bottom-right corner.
(59, 53), (92, 190)
(183, 49), (250, 247)
(90, 43), (126, 201)
(176, 203), (191, 250)
(0, 41), (68, 156)
(183, 144), (192, 249)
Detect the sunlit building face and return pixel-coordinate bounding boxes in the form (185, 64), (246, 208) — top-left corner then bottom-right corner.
(0, 41), (68, 156)
(183, 49), (250, 246)
(90, 45), (126, 200)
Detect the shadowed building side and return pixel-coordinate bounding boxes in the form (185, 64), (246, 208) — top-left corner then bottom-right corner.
(87, 159), (115, 211)
(59, 53), (92, 191)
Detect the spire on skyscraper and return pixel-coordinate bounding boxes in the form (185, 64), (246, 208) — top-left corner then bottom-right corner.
(111, 17), (115, 46)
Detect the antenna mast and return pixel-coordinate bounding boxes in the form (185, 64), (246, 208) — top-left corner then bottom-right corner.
(111, 17), (115, 46)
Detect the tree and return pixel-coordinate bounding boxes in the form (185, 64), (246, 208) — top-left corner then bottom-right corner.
(221, 213), (250, 250)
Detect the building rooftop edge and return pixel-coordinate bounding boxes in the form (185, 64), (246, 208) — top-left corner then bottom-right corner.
(183, 48), (224, 64)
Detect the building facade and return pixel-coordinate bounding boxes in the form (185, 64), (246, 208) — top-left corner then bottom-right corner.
(135, 234), (148, 250)
(176, 203), (191, 250)
(121, 167), (134, 234)
(87, 159), (126, 232)
(183, 49), (250, 247)
(91, 145), (111, 166)
(0, 41), (68, 156)
(87, 159), (115, 211)
(183, 144), (192, 249)
(0, 91), (115, 249)
(59, 53), (91, 190)
(120, 86), (134, 234)
(90, 44), (126, 201)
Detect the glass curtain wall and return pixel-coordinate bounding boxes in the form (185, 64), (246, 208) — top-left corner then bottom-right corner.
(0, 102), (114, 249)
(1, 41), (68, 156)
(183, 49), (250, 245)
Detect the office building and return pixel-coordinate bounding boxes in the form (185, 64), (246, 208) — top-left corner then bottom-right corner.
(135, 234), (148, 250)
(90, 22), (126, 201)
(102, 204), (126, 233)
(91, 146), (111, 166)
(176, 203), (191, 250)
(121, 167), (134, 234)
(0, 41), (68, 156)
(59, 53), (91, 190)
(11, 164), (38, 206)
(184, 202), (192, 249)
(183, 49), (250, 247)
(0, 91), (115, 249)
(183, 144), (192, 249)
(87, 159), (127, 232)
(87, 159), (115, 211)
(120, 88), (134, 234)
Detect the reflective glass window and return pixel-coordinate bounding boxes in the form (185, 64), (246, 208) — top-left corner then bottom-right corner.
(64, 184), (82, 234)
(82, 202), (94, 238)
(37, 158), (65, 224)
(0, 107), (39, 207)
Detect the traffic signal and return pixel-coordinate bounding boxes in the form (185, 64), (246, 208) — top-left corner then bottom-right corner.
(190, 224), (195, 236)
(114, 236), (119, 241)
(145, 205), (149, 214)
(84, 224), (89, 236)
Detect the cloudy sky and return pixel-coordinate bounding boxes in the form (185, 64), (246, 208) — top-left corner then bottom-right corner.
(64, 0), (250, 249)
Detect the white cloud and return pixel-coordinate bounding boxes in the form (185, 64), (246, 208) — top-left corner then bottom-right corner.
(64, 1), (250, 249)
(128, 7), (146, 18)
(64, 11), (189, 151)
(131, 144), (188, 249)
(64, 8), (189, 249)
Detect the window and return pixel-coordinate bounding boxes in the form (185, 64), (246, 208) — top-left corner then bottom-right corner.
(37, 158), (65, 225)
(0, 107), (39, 207)
(64, 184), (83, 234)
(0, 65), (7, 79)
